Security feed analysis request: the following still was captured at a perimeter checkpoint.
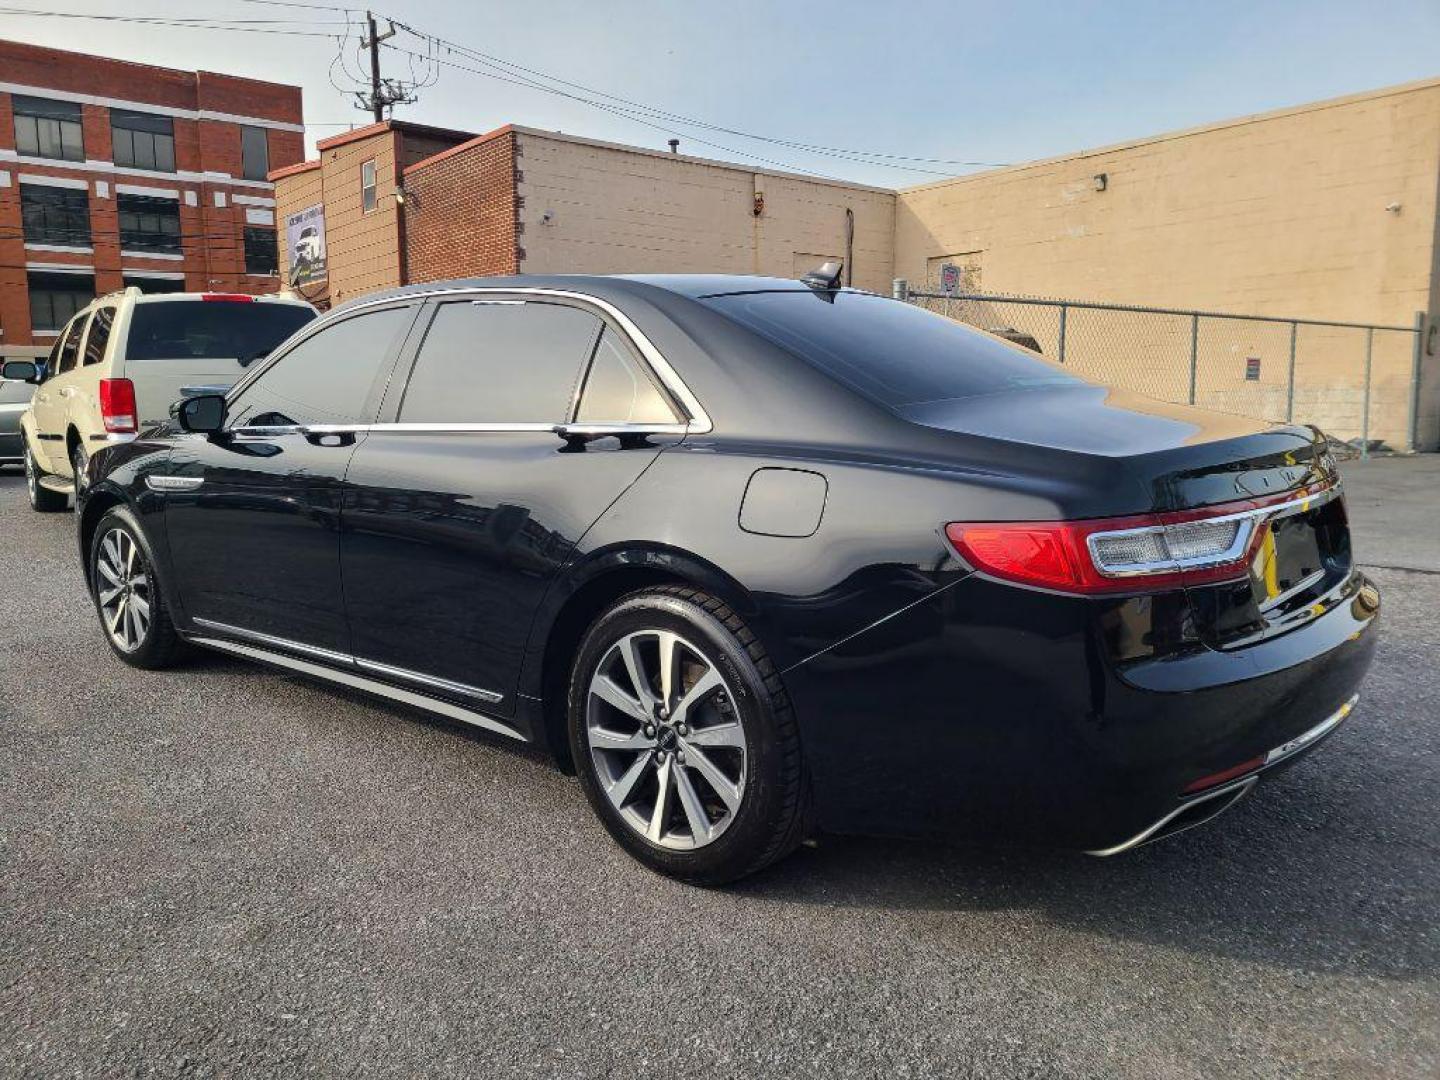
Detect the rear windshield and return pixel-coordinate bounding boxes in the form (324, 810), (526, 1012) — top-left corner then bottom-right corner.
(125, 301), (315, 363)
(702, 290), (1082, 407)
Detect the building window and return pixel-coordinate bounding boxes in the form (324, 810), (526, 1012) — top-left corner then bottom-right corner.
(122, 275), (185, 295)
(111, 109), (176, 172)
(241, 126), (270, 182)
(28, 272), (94, 332)
(20, 184), (91, 247)
(244, 227), (278, 276)
(13, 95), (85, 162)
(361, 159), (377, 213)
(117, 193), (182, 254)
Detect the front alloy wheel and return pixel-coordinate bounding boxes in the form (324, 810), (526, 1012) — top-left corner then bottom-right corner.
(96, 527), (152, 653)
(88, 507), (183, 669)
(586, 629), (748, 850)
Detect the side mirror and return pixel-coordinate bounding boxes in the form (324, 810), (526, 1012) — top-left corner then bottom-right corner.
(176, 393), (227, 434)
(1, 360), (41, 384)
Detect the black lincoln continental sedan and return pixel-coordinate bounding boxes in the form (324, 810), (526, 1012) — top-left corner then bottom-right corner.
(71, 270), (1378, 883)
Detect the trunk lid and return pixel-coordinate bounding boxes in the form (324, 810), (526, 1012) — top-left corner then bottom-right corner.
(901, 384), (1350, 647)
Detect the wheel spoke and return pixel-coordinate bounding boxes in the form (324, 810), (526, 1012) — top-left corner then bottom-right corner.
(124, 601), (141, 647)
(618, 635), (657, 710)
(684, 720), (744, 749)
(647, 756), (674, 842)
(124, 535), (137, 574)
(672, 765), (713, 844)
(107, 597), (127, 637)
(606, 751), (652, 809)
(589, 725), (654, 752)
(97, 559), (122, 588)
(657, 630), (682, 712)
(682, 743), (742, 813)
(102, 532), (122, 570)
(590, 674), (650, 723)
(99, 583), (124, 606)
(129, 593), (150, 626)
(671, 667), (722, 728)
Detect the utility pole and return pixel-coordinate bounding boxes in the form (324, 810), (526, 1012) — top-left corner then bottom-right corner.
(361, 11), (398, 122)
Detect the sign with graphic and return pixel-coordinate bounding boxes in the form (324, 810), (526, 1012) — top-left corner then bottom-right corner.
(285, 204), (327, 286)
(939, 262), (962, 296)
(1245, 356), (1261, 381)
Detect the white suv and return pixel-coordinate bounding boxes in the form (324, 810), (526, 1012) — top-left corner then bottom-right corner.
(2, 289), (315, 511)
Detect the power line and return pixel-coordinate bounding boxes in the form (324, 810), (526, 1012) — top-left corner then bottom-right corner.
(0, 6), (353, 36)
(380, 15), (1009, 174)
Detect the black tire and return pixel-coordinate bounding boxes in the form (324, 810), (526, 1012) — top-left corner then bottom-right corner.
(25, 444), (68, 512)
(568, 585), (809, 884)
(70, 440), (89, 503)
(88, 505), (185, 670)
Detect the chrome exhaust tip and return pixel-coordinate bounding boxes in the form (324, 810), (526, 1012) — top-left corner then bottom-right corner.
(1086, 776), (1259, 857)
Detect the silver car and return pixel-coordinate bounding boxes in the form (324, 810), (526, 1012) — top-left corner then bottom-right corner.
(0, 376), (36, 467)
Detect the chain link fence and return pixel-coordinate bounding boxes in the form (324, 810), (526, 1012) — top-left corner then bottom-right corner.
(898, 287), (1426, 453)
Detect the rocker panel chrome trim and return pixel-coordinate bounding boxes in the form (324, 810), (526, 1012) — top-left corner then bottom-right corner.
(187, 636), (526, 742)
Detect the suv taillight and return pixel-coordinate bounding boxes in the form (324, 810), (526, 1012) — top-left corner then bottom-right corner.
(99, 378), (138, 434)
(944, 483), (1335, 595)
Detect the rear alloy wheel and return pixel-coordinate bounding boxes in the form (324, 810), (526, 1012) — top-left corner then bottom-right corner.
(70, 442), (89, 502)
(89, 507), (183, 669)
(25, 445), (68, 512)
(569, 586), (809, 884)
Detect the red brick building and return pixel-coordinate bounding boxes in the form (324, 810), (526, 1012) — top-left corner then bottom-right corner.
(0, 39), (305, 348)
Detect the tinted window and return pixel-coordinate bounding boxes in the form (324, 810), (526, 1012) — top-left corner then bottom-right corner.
(243, 227), (278, 276)
(117, 194), (181, 254)
(82, 306), (115, 366)
(704, 291), (1082, 407)
(55, 315), (87, 372)
(576, 328), (676, 423)
(401, 301), (600, 423)
(111, 110), (175, 172)
(229, 306), (413, 428)
(28, 273), (93, 336)
(126, 301), (315, 363)
(241, 126), (270, 182)
(13, 95), (83, 161)
(20, 183), (91, 246)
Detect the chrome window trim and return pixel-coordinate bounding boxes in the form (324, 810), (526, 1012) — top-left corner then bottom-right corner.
(234, 285), (712, 434)
(225, 421), (692, 439)
(1087, 483), (1341, 579)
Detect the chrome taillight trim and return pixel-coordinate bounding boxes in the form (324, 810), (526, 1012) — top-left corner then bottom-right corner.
(1085, 482), (1341, 580)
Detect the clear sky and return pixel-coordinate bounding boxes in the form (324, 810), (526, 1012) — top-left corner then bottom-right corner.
(3, 0), (1438, 187)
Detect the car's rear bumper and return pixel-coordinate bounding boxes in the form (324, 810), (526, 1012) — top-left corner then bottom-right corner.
(781, 569), (1379, 850)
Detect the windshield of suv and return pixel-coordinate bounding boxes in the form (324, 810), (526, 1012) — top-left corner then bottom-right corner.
(702, 289), (1082, 407)
(125, 301), (316, 363)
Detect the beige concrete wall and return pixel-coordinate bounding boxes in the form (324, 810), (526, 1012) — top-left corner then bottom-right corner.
(318, 129), (402, 306)
(514, 130), (896, 294)
(895, 79), (1440, 447)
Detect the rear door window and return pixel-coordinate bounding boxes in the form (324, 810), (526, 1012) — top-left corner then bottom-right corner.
(703, 290), (1082, 407)
(399, 300), (602, 424)
(228, 305), (415, 428)
(55, 314), (87, 374)
(125, 300), (316, 364)
(82, 306), (116, 366)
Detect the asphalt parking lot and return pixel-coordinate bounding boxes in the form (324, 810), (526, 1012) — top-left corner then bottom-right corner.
(1, 457), (1436, 1079)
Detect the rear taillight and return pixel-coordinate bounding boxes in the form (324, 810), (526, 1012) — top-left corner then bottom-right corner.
(945, 482), (1334, 595)
(201, 293), (254, 303)
(99, 378), (138, 434)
